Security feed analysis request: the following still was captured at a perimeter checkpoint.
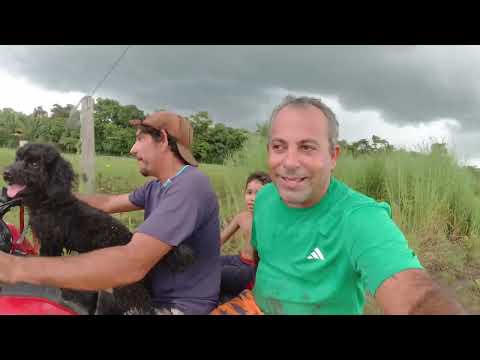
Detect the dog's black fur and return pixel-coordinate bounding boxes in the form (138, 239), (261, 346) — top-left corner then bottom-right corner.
(2, 143), (195, 314)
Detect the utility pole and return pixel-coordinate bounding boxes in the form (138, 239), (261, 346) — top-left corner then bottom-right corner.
(79, 96), (96, 194)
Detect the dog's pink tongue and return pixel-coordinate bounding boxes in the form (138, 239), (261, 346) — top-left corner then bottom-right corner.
(6, 184), (26, 198)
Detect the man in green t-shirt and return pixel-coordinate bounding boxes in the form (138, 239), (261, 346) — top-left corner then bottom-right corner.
(250, 95), (466, 315)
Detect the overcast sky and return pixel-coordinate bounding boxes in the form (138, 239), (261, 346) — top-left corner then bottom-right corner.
(0, 45), (479, 166)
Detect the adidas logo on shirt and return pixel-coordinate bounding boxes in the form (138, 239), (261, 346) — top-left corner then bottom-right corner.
(307, 247), (325, 261)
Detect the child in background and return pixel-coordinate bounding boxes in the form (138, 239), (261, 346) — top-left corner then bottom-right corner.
(220, 171), (271, 301)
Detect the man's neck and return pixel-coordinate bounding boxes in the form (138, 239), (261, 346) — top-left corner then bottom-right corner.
(156, 159), (187, 183)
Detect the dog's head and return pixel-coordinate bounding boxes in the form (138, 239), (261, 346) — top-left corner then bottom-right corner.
(3, 143), (75, 205)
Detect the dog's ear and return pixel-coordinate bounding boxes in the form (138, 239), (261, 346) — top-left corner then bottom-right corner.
(45, 147), (76, 199)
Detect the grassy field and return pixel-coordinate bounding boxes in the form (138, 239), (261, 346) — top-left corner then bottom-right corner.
(1, 140), (479, 314)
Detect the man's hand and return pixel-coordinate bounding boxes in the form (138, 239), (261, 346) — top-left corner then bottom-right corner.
(375, 269), (467, 315)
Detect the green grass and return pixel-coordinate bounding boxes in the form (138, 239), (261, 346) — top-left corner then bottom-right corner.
(1, 140), (480, 314)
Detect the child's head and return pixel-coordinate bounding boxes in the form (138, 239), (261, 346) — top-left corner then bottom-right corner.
(245, 171), (272, 212)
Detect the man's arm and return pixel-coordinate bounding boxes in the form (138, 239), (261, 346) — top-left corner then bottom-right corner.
(0, 232), (171, 291)
(375, 269), (467, 315)
(220, 215), (240, 245)
(75, 193), (141, 214)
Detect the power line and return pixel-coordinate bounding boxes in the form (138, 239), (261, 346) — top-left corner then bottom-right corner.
(89, 45), (132, 97)
(67, 45), (132, 126)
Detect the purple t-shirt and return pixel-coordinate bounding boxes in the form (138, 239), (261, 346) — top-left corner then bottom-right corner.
(128, 166), (221, 314)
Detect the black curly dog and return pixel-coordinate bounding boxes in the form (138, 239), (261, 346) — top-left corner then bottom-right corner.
(2, 143), (194, 314)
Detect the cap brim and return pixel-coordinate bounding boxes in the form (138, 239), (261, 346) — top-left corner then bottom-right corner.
(177, 143), (199, 167)
(129, 119), (143, 127)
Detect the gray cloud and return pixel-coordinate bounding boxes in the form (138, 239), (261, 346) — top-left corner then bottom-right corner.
(1, 45), (479, 155)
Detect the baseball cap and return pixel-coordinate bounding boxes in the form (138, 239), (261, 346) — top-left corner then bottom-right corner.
(129, 111), (198, 166)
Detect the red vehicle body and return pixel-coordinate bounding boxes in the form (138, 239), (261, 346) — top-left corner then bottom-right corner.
(0, 195), (84, 315)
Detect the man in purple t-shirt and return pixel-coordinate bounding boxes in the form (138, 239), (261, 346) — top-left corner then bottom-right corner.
(0, 111), (221, 315)
(127, 150), (220, 314)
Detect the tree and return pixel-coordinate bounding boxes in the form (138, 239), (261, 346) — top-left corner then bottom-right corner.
(188, 111), (249, 164)
(0, 108), (19, 147)
(371, 135), (394, 152)
(100, 123), (136, 155)
(50, 104), (75, 119)
(189, 112), (214, 163)
(431, 142), (448, 156)
(351, 138), (372, 158)
(338, 139), (351, 154)
(93, 98), (144, 154)
(32, 106), (48, 118)
(94, 98), (144, 128)
(256, 121), (269, 138)
(15, 115), (47, 142)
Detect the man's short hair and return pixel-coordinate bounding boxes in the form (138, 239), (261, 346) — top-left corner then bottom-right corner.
(268, 95), (339, 152)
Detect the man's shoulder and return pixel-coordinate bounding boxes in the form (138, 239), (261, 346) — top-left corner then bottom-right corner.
(171, 166), (215, 196)
(331, 178), (388, 214)
(174, 167), (218, 209)
(315, 178), (393, 235)
(181, 166), (212, 186)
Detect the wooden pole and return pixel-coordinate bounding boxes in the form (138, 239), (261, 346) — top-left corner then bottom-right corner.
(79, 96), (96, 194)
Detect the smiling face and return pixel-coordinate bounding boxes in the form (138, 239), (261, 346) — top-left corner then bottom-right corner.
(268, 104), (340, 208)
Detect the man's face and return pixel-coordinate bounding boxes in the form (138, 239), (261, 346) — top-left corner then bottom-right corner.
(268, 105), (340, 208)
(130, 130), (162, 177)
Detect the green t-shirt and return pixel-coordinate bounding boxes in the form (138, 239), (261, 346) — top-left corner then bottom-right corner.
(251, 177), (422, 315)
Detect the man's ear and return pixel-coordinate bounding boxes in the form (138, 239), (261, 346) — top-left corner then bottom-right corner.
(330, 144), (341, 170)
(159, 129), (170, 151)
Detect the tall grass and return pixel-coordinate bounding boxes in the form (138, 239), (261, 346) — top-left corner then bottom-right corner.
(221, 135), (268, 222)
(218, 135), (268, 254)
(337, 150), (480, 272)
(1, 140), (479, 312)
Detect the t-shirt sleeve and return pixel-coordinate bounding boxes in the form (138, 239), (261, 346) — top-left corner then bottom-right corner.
(347, 204), (423, 296)
(134, 183), (201, 247)
(128, 182), (149, 208)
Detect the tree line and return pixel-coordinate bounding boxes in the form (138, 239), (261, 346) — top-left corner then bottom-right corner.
(2, 99), (452, 166)
(0, 98), (249, 165)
